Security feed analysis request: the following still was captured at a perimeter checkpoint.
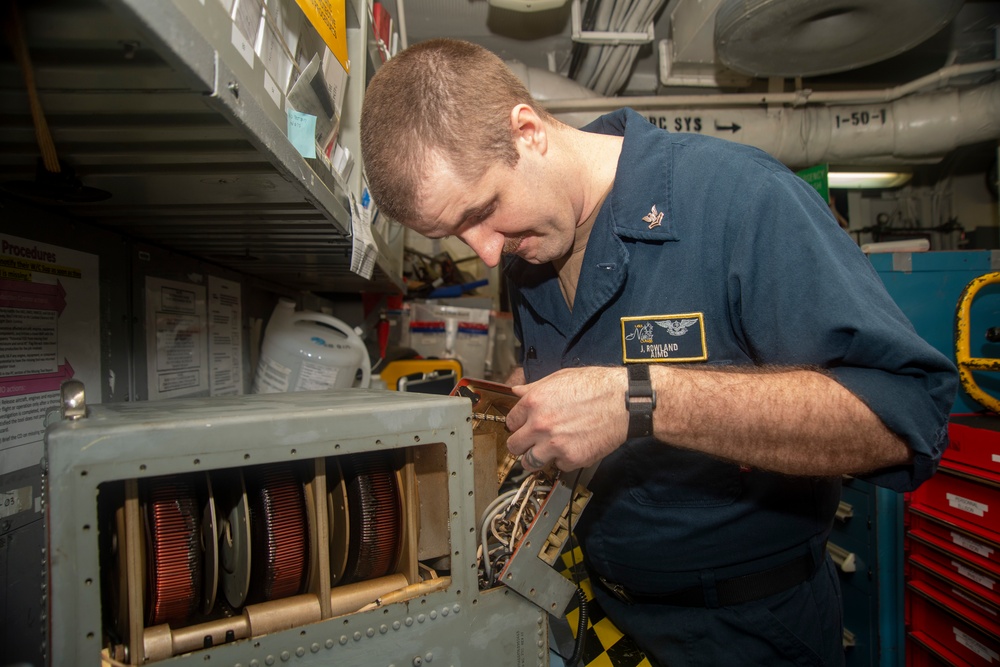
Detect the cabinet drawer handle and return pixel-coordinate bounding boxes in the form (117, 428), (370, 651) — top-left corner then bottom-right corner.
(828, 542), (857, 573)
(835, 501), (854, 522)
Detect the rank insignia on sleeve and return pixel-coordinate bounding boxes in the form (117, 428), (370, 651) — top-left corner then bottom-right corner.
(621, 313), (708, 363)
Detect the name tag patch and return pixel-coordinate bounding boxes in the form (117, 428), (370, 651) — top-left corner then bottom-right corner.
(621, 313), (708, 363)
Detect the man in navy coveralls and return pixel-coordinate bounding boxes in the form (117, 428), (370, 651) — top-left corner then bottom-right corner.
(360, 38), (958, 666)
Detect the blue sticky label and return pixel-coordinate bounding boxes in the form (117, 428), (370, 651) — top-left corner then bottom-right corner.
(287, 109), (317, 159)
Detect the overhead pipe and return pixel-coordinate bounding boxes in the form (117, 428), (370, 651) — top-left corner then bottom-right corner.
(542, 60), (1000, 112)
(512, 60), (1000, 167)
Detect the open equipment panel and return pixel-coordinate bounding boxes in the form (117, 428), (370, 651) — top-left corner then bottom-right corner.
(42, 379), (590, 666)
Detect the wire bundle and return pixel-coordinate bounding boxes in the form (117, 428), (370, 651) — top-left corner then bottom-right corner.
(571, 0), (669, 96)
(478, 473), (552, 587)
(477, 470), (591, 665)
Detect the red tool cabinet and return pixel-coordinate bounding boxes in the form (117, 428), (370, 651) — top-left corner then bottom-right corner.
(907, 415), (1000, 666)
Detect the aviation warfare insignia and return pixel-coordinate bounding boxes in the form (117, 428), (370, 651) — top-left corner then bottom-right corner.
(621, 313), (708, 363)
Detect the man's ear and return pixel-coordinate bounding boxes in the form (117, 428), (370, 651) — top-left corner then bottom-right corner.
(510, 104), (548, 156)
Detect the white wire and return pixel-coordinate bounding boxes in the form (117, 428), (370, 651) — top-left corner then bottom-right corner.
(480, 488), (520, 534)
(478, 476), (552, 584)
(508, 476), (538, 548)
(480, 488), (520, 581)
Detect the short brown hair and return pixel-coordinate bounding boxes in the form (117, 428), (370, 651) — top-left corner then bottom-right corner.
(360, 38), (551, 225)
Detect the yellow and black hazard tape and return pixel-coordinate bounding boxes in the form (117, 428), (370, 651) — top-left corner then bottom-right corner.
(556, 543), (651, 667)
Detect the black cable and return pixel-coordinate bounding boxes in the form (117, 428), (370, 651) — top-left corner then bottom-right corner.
(559, 468), (588, 665)
(566, 587), (589, 666)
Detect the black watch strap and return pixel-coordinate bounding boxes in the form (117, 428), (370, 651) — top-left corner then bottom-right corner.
(625, 364), (656, 439)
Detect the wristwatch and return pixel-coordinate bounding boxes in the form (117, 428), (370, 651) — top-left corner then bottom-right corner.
(625, 363), (656, 439)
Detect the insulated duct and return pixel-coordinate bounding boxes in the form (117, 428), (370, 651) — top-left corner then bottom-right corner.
(714, 0), (965, 78)
(508, 61), (604, 104)
(512, 61), (1000, 168)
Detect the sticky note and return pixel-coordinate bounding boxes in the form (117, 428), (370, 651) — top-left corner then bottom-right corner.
(286, 109), (317, 159)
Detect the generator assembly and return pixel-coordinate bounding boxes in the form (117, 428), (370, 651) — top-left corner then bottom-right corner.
(42, 379), (590, 666)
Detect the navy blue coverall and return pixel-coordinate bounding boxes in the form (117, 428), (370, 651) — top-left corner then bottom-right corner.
(505, 108), (958, 665)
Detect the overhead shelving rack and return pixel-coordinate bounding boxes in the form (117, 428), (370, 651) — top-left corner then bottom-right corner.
(0, 0), (404, 294)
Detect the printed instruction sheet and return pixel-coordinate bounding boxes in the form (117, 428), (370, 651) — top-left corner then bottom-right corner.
(208, 276), (244, 396)
(145, 277), (209, 400)
(0, 235), (100, 475)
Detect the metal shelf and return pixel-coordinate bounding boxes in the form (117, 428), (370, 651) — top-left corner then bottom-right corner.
(0, 0), (403, 294)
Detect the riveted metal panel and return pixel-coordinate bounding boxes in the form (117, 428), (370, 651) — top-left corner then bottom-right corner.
(43, 389), (549, 665)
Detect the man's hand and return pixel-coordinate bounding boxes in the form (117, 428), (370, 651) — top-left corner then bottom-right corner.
(505, 366), (628, 471)
(505, 362), (913, 477)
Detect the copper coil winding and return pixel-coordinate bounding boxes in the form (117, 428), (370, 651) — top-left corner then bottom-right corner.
(144, 476), (203, 627)
(341, 453), (403, 584)
(246, 464), (309, 602)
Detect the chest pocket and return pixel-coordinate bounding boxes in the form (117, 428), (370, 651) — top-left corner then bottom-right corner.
(519, 327), (567, 382)
(623, 440), (742, 507)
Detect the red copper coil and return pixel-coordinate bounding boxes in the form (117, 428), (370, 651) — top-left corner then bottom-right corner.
(341, 452), (402, 584)
(144, 476), (202, 627)
(246, 464), (309, 601)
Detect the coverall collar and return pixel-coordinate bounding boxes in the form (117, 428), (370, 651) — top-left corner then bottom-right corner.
(504, 108), (679, 340)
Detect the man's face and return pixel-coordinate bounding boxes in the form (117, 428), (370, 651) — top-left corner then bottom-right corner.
(409, 150), (579, 268)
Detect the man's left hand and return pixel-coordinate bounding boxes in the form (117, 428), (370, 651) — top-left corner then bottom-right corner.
(505, 366), (628, 471)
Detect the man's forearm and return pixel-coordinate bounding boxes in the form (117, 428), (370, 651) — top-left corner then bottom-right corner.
(650, 364), (912, 476)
